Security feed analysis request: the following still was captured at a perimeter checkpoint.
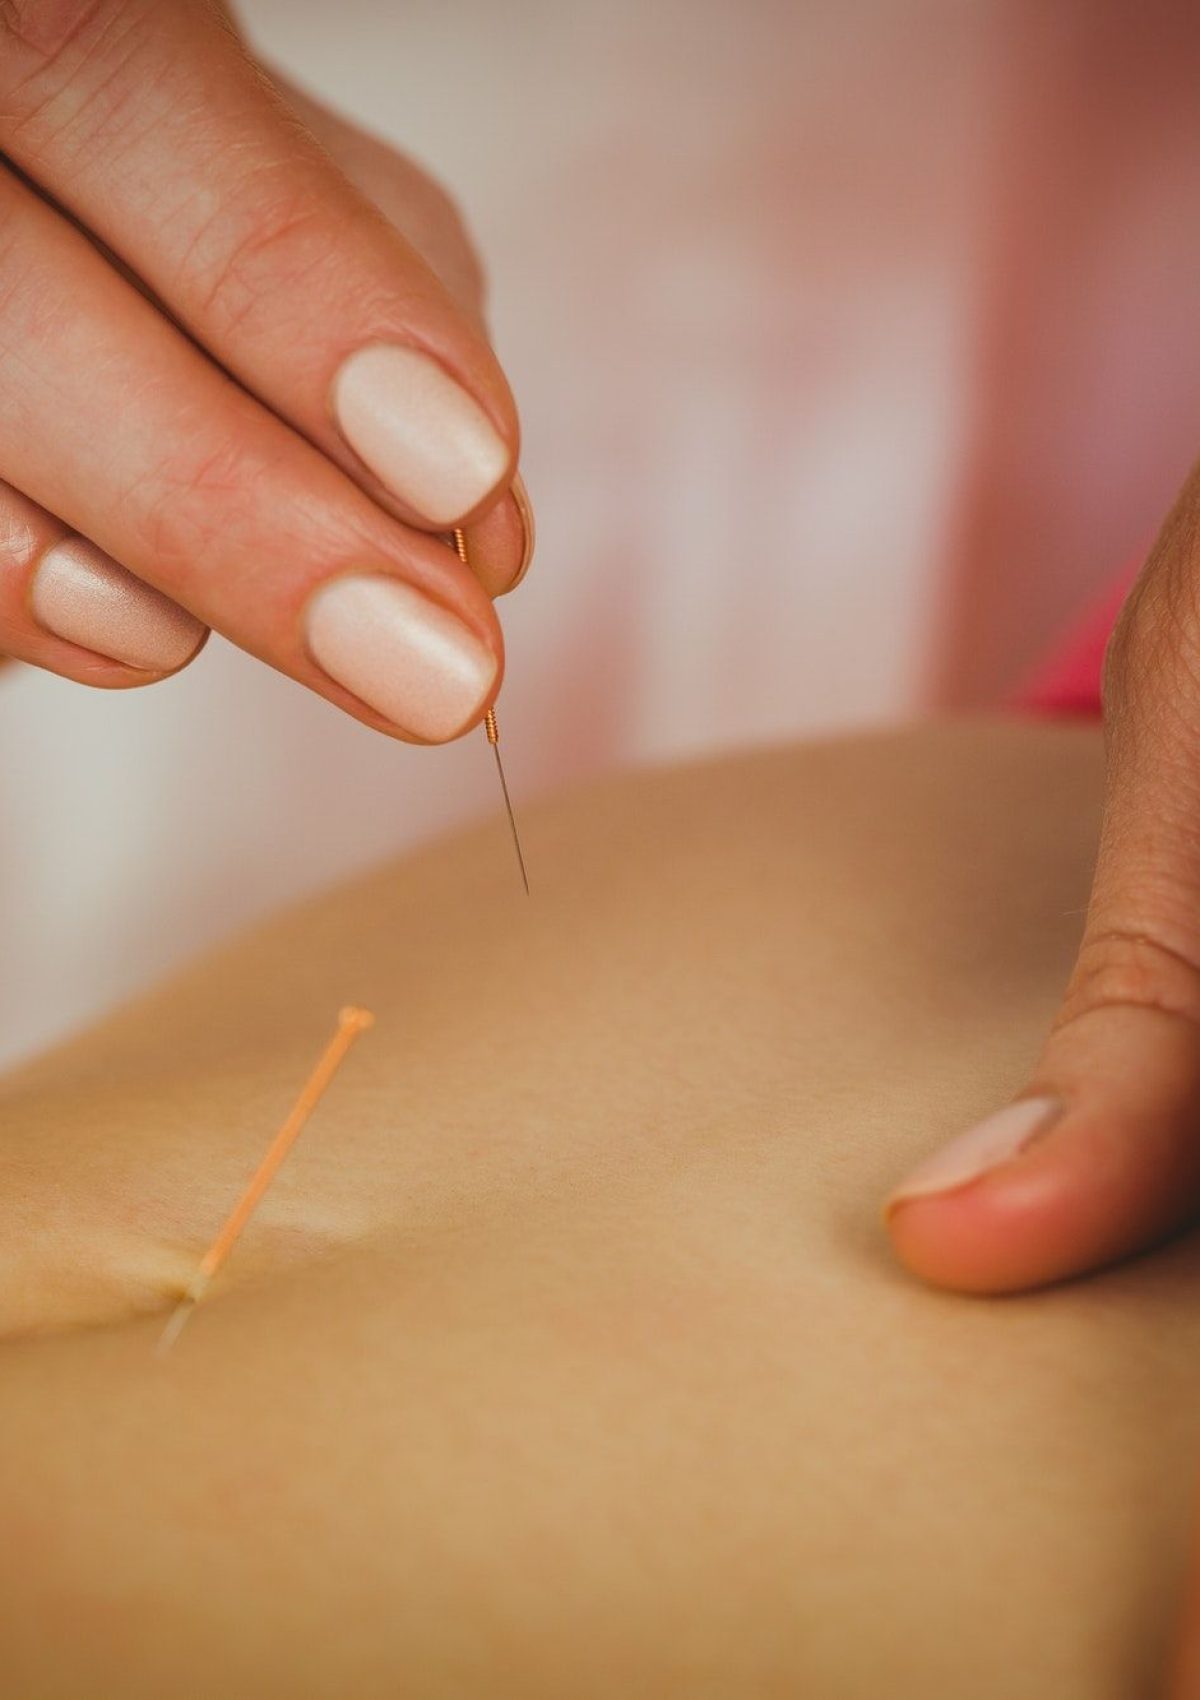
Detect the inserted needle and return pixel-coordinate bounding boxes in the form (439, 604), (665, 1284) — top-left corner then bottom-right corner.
(453, 527), (530, 896)
(156, 1005), (375, 1356)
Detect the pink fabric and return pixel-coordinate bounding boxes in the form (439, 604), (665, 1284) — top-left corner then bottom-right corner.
(1013, 565), (1140, 718)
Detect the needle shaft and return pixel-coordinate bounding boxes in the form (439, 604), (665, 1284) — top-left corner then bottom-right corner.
(485, 709), (531, 896)
(453, 528), (531, 895)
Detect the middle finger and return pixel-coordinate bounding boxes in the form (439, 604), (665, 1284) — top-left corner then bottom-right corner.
(0, 0), (520, 533)
(0, 160), (503, 743)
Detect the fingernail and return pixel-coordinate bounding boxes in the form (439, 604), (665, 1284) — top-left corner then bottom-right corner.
(508, 472), (536, 590)
(887, 1096), (1063, 1210)
(333, 344), (510, 527)
(30, 538), (205, 671)
(305, 573), (496, 741)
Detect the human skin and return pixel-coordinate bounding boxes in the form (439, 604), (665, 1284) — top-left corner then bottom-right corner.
(0, 0), (530, 736)
(885, 485), (1200, 1687)
(1, 720), (1198, 1697)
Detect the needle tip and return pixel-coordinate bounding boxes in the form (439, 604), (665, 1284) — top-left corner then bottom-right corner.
(155, 1293), (198, 1358)
(490, 741), (530, 896)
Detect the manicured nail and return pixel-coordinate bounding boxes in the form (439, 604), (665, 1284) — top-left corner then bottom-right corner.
(509, 472), (536, 589)
(887, 1096), (1063, 1210)
(30, 538), (205, 671)
(332, 344), (509, 527)
(305, 573), (496, 741)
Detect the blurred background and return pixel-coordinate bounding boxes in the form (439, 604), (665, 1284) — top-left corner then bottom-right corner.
(3, 0), (1200, 1068)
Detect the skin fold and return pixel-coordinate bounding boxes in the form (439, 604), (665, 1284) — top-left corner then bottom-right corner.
(0, 719), (1197, 1697)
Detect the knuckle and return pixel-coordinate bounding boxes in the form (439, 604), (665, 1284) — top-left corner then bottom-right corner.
(0, 0), (154, 158)
(185, 178), (336, 338)
(1057, 925), (1200, 1031)
(0, 0), (105, 56)
(122, 433), (248, 574)
(0, 0), (118, 93)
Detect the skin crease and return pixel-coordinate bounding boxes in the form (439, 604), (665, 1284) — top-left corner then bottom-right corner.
(2, 721), (1200, 1697)
(0, 0), (528, 724)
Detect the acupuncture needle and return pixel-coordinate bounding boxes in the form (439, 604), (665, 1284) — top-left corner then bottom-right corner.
(452, 525), (531, 896)
(156, 1005), (375, 1356)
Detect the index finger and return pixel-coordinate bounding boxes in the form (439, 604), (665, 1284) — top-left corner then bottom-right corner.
(0, 0), (518, 531)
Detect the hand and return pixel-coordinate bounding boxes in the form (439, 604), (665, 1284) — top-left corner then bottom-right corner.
(884, 471), (1200, 1288)
(0, 0), (530, 741)
(882, 470), (1200, 1689)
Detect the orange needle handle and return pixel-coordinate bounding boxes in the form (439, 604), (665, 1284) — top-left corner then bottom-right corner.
(194, 1005), (375, 1291)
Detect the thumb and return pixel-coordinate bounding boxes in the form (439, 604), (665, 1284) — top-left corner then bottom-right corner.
(888, 486), (1200, 1292)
